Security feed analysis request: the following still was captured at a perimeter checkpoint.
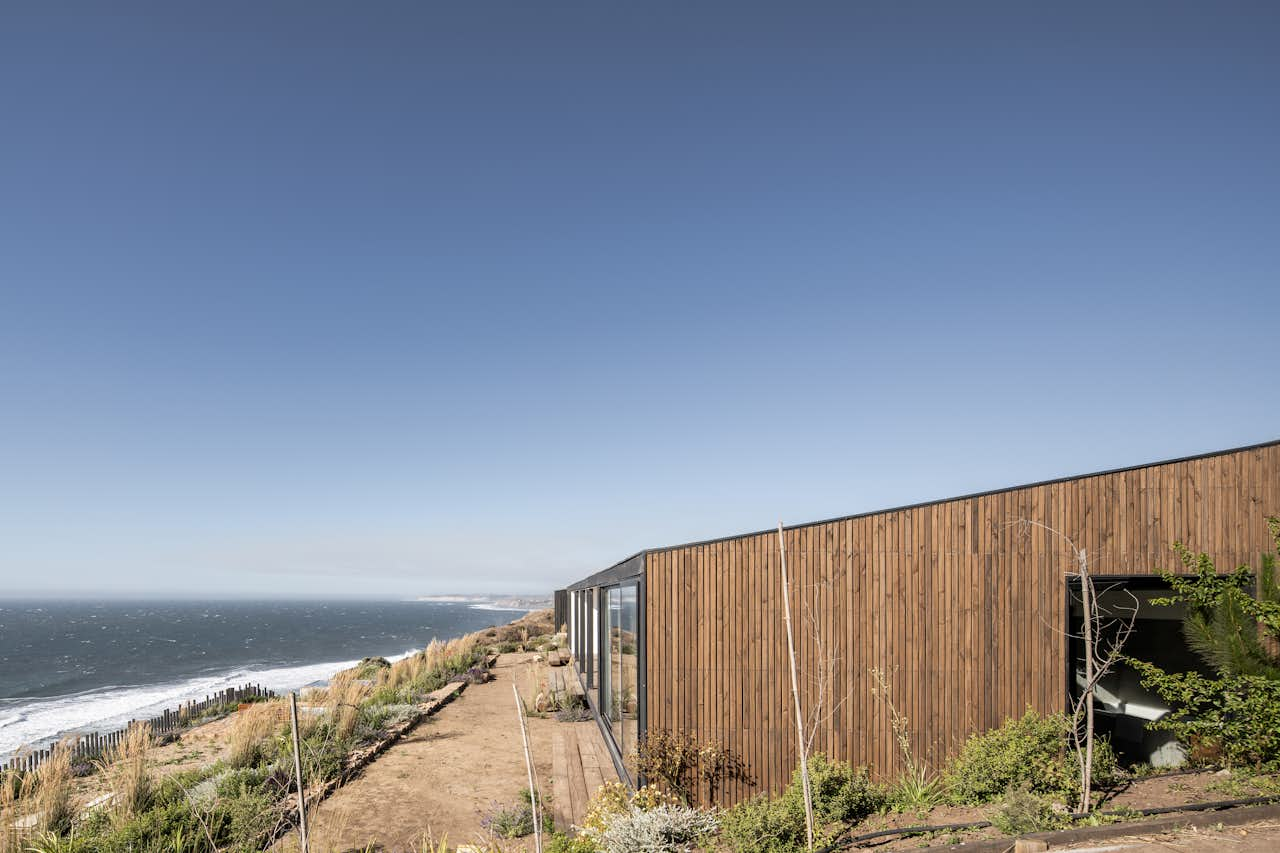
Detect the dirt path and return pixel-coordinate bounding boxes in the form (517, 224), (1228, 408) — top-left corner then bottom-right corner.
(292, 653), (558, 853)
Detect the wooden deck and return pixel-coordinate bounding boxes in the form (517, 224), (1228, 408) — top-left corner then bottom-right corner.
(550, 720), (620, 830)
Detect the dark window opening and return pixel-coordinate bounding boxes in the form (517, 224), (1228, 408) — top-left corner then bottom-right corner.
(1067, 577), (1212, 767)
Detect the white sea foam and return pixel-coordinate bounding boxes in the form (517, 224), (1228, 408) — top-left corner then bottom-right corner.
(0, 649), (419, 759)
(466, 604), (531, 612)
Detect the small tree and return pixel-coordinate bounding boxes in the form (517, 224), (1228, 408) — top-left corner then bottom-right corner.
(1011, 519), (1136, 813)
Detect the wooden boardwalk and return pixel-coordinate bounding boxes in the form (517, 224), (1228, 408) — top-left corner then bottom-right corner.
(550, 721), (620, 830)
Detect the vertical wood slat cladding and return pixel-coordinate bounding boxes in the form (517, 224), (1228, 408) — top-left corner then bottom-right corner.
(641, 443), (1280, 806)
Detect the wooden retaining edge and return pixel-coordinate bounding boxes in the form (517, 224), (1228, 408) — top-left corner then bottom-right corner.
(261, 680), (469, 848)
(938, 802), (1280, 852)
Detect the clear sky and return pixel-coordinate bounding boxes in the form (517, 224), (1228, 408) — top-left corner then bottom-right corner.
(1, 2), (1277, 598)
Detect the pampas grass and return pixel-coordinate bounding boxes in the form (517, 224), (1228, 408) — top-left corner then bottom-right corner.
(0, 765), (30, 853)
(322, 672), (371, 741)
(227, 700), (284, 768)
(99, 722), (152, 820)
(32, 741), (77, 836)
(385, 632), (484, 697)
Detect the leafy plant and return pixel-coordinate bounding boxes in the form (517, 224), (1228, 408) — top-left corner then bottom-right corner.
(871, 667), (945, 812)
(547, 831), (598, 853)
(988, 784), (1068, 835)
(719, 754), (881, 852)
(944, 709), (1117, 805)
(1129, 518), (1280, 770)
(1131, 664), (1280, 769)
(1160, 523), (1280, 679)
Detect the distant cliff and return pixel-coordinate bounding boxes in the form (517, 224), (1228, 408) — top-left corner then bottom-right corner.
(416, 593), (552, 611)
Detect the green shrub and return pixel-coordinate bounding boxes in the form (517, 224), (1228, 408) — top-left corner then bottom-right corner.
(1131, 664), (1280, 770)
(988, 784), (1068, 835)
(213, 781), (279, 852)
(1127, 523), (1280, 770)
(350, 656), (391, 679)
(546, 831), (598, 853)
(719, 755), (882, 852)
(719, 794), (805, 853)
(944, 709), (1117, 805)
(795, 754), (882, 827)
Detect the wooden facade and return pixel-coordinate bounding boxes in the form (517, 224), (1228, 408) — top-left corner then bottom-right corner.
(567, 441), (1280, 805)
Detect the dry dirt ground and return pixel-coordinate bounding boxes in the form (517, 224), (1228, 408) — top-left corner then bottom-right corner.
(282, 652), (560, 853)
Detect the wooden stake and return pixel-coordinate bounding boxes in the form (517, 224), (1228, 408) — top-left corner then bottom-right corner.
(779, 522), (814, 851)
(513, 683), (542, 853)
(289, 692), (309, 853)
(1079, 549), (1095, 813)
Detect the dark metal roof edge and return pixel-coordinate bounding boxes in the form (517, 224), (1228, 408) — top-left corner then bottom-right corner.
(559, 436), (1279, 588)
(565, 551), (645, 591)
(646, 436), (1280, 555)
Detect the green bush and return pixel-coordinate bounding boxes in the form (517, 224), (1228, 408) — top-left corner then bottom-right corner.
(350, 656), (391, 679)
(988, 784), (1069, 835)
(546, 831), (598, 853)
(720, 754), (882, 852)
(944, 709), (1117, 805)
(719, 794), (805, 853)
(1127, 523), (1280, 770)
(1131, 664), (1280, 770)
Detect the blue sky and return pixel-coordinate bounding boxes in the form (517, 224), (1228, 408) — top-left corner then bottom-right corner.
(1, 2), (1277, 597)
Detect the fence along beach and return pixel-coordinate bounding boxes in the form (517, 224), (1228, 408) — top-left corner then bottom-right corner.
(1, 683), (273, 774)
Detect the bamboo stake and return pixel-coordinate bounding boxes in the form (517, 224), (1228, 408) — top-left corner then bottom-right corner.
(778, 521), (814, 851)
(513, 682), (542, 853)
(289, 692), (309, 853)
(1079, 549), (1095, 813)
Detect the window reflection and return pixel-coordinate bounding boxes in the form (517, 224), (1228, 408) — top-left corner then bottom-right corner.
(619, 583), (639, 779)
(608, 587), (622, 747)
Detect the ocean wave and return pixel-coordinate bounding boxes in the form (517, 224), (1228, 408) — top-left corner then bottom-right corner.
(0, 649), (419, 760)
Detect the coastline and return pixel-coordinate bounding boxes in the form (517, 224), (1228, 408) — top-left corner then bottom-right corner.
(0, 602), (533, 761)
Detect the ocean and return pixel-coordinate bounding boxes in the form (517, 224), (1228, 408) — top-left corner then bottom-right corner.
(0, 599), (522, 759)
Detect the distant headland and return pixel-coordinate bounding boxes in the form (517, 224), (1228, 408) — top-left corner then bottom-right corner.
(415, 593), (551, 611)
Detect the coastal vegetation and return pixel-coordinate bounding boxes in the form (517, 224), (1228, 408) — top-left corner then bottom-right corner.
(7, 523), (1280, 853)
(0, 628), (493, 853)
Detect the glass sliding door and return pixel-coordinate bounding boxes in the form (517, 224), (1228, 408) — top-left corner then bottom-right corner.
(607, 586), (622, 746)
(619, 582), (639, 779)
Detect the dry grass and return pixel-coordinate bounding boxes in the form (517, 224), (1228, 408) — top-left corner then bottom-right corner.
(386, 632), (485, 693)
(227, 700), (285, 768)
(1, 764), (31, 853)
(32, 741), (77, 836)
(315, 671), (370, 740)
(99, 722), (153, 821)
